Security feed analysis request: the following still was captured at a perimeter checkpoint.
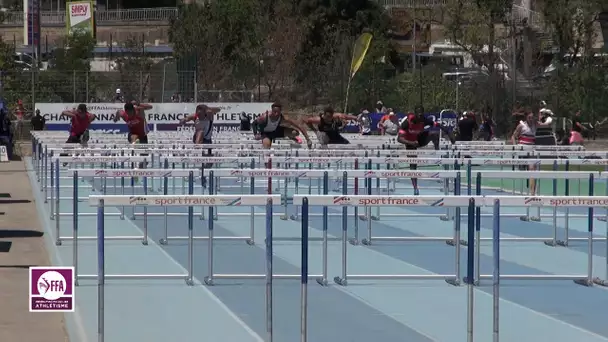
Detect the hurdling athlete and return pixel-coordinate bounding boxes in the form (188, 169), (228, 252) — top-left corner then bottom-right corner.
(113, 101), (152, 169)
(113, 101), (152, 144)
(60, 104), (96, 164)
(252, 102), (312, 149)
(303, 106), (358, 146)
(179, 104), (221, 187)
(397, 106), (454, 195)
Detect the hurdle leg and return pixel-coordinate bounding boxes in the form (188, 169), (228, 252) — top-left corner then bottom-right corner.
(280, 176), (289, 220)
(361, 207), (373, 245)
(142, 177), (149, 245)
(371, 178), (380, 220)
(544, 206), (559, 247)
(556, 208), (571, 247)
(593, 209), (608, 286)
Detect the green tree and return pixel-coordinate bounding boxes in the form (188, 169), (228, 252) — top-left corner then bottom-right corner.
(295, 0), (391, 107)
(170, 1), (265, 91)
(443, 0), (514, 118)
(42, 30), (96, 102)
(112, 35), (153, 101)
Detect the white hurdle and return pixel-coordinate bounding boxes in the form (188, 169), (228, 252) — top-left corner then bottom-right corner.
(293, 195), (479, 286)
(87, 194), (280, 342)
(292, 194), (606, 287)
(53, 168), (200, 246)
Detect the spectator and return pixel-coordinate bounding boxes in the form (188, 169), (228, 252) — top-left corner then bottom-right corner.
(239, 112), (251, 131)
(114, 89), (124, 103)
(171, 93), (181, 103)
(457, 111), (478, 141)
(31, 109), (46, 131)
(378, 111), (399, 135)
(0, 106), (13, 160)
(479, 114), (495, 141)
(357, 109), (372, 135)
(375, 101), (387, 114)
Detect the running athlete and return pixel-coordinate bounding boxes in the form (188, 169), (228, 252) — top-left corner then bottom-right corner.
(179, 104), (220, 187)
(397, 107), (454, 195)
(512, 111), (537, 196)
(113, 101), (152, 144)
(179, 104), (220, 153)
(252, 103), (312, 149)
(60, 104), (96, 164)
(303, 106), (358, 146)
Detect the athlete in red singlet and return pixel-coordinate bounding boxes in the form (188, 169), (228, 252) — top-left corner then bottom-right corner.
(62, 104), (96, 144)
(397, 106), (454, 195)
(60, 104), (96, 164)
(113, 102), (152, 144)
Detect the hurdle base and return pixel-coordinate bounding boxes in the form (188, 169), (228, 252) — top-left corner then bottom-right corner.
(597, 217), (607, 222)
(289, 214), (300, 221)
(462, 277), (480, 286)
(280, 214), (289, 220)
(203, 276), (214, 286)
(544, 240), (558, 247)
(445, 239), (467, 246)
(55, 239), (62, 246)
(185, 279), (194, 286)
(334, 276), (347, 286)
(141, 239), (149, 246)
(520, 215), (541, 222)
(246, 239), (255, 245)
(445, 278), (461, 286)
(370, 216), (380, 221)
(555, 240), (568, 247)
(159, 238), (168, 245)
(348, 238), (359, 246)
(361, 238), (371, 245)
(573, 279), (593, 287)
(316, 277), (328, 286)
(593, 277), (608, 286)
(439, 215), (451, 221)
(358, 215), (368, 221)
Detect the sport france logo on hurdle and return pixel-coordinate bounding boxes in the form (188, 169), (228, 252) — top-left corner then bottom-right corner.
(129, 196), (149, 205)
(29, 267), (75, 312)
(524, 197), (544, 205)
(333, 196), (352, 205)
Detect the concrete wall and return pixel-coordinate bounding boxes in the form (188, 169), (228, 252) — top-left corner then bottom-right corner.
(0, 24), (171, 46)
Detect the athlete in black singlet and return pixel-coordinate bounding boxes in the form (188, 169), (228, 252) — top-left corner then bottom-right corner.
(304, 107), (358, 146)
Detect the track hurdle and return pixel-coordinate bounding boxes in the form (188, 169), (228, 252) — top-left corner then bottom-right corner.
(471, 195), (607, 287)
(55, 168), (200, 246)
(88, 194), (280, 342)
(293, 194), (482, 286)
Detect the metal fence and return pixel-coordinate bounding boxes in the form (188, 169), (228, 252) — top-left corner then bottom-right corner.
(1, 69), (254, 107)
(0, 7), (177, 26)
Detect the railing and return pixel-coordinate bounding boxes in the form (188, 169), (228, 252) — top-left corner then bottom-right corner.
(376, 0), (448, 8)
(0, 7), (177, 26)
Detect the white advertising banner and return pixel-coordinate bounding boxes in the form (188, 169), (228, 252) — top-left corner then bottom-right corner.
(35, 103), (274, 124)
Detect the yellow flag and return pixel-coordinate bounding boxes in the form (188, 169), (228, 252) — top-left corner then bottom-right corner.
(349, 32), (373, 79)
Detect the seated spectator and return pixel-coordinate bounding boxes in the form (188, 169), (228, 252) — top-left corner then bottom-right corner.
(0, 106), (13, 160)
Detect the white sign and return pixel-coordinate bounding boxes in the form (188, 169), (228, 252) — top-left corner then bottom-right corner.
(35, 103), (274, 124)
(0, 146), (8, 162)
(67, 1), (92, 27)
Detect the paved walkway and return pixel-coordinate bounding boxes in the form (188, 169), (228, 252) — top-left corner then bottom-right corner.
(0, 161), (69, 342)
